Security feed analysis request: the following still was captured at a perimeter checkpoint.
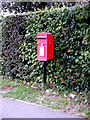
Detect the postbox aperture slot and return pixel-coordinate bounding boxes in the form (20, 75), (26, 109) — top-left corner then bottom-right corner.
(37, 36), (46, 39)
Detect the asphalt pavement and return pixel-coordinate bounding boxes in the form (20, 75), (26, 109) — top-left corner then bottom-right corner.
(0, 96), (81, 118)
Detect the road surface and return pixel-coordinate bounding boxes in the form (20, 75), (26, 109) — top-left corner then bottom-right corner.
(0, 96), (86, 119)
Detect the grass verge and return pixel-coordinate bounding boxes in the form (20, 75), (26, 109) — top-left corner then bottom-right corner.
(0, 75), (89, 118)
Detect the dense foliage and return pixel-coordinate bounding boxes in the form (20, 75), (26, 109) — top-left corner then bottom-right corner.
(2, 4), (90, 91)
(1, 2), (80, 14)
(2, 15), (27, 77)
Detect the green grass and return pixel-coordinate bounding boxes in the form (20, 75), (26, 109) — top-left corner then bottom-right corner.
(0, 75), (89, 118)
(0, 76), (20, 87)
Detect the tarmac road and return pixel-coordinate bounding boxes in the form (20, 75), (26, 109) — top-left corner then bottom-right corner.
(0, 96), (82, 119)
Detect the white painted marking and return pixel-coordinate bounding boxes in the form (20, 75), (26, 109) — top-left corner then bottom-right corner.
(40, 46), (44, 56)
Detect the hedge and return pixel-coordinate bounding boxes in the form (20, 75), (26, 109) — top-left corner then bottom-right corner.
(2, 15), (27, 76)
(2, 4), (90, 91)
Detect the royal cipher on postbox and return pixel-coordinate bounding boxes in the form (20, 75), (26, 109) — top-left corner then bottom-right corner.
(37, 32), (53, 61)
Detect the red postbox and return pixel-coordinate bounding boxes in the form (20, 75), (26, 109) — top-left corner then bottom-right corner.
(37, 32), (53, 61)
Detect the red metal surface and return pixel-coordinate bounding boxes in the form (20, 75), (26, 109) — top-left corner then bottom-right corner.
(37, 32), (53, 61)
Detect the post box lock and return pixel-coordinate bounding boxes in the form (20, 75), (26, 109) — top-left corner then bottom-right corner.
(37, 32), (53, 61)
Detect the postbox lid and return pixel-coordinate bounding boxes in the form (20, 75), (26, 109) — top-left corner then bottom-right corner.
(37, 32), (52, 37)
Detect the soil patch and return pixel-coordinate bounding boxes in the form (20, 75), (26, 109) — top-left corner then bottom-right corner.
(1, 85), (16, 92)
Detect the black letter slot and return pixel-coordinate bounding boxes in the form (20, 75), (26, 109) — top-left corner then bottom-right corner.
(37, 36), (46, 39)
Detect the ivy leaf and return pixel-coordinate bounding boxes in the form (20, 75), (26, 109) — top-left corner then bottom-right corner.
(79, 56), (83, 59)
(75, 59), (79, 63)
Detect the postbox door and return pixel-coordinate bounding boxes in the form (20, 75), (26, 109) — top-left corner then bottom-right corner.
(37, 44), (47, 60)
